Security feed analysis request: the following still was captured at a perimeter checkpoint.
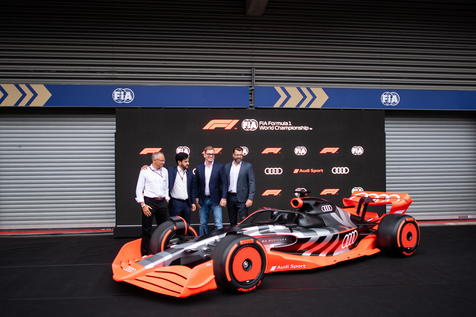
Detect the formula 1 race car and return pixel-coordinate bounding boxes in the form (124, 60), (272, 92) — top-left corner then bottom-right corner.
(112, 190), (420, 298)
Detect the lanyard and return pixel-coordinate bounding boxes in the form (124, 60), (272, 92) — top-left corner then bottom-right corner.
(149, 166), (164, 179)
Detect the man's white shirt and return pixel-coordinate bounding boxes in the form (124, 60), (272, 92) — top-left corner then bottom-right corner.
(204, 162), (213, 196)
(228, 161), (242, 193)
(135, 165), (170, 203)
(170, 167), (188, 200)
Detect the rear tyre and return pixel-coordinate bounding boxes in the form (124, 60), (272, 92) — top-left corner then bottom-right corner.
(377, 214), (420, 256)
(149, 216), (198, 254)
(212, 235), (266, 293)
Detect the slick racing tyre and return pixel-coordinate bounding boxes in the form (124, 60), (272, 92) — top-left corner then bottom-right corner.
(149, 216), (198, 254)
(212, 235), (267, 293)
(377, 214), (420, 256)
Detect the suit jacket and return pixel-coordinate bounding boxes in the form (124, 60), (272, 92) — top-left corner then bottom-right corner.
(224, 161), (256, 203)
(192, 162), (227, 205)
(167, 166), (193, 206)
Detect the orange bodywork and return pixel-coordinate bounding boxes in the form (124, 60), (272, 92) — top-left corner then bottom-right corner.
(112, 235), (380, 298)
(112, 239), (217, 298)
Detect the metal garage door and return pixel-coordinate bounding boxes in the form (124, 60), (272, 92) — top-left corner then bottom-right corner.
(0, 114), (116, 229)
(385, 113), (476, 220)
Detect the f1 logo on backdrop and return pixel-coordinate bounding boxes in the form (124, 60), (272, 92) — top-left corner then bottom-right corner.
(139, 147), (162, 155)
(264, 167), (283, 175)
(320, 189), (340, 195)
(262, 189), (282, 196)
(203, 119), (239, 130)
(320, 147), (339, 154)
(262, 147), (282, 154)
(332, 167), (350, 174)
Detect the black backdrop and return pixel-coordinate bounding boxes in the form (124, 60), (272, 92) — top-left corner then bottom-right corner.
(115, 109), (385, 237)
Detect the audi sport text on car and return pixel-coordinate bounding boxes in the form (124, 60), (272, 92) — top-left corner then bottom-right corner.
(112, 190), (420, 298)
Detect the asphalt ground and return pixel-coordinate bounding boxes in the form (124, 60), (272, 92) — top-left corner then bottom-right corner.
(1, 225), (475, 317)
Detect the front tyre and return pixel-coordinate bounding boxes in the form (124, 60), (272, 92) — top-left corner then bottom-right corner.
(149, 216), (198, 254)
(377, 214), (420, 256)
(212, 235), (267, 293)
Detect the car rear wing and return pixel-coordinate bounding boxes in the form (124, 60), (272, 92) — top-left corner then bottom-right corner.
(342, 191), (413, 217)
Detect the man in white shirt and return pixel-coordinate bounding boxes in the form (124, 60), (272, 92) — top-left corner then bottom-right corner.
(168, 152), (196, 224)
(224, 147), (256, 226)
(135, 151), (169, 255)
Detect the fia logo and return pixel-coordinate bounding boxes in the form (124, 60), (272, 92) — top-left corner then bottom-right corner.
(112, 88), (135, 103)
(241, 119), (259, 131)
(381, 92), (400, 106)
(294, 146), (307, 156)
(240, 146), (249, 156)
(176, 146), (190, 154)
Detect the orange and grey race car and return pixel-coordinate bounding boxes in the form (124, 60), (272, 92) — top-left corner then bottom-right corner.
(112, 190), (420, 298)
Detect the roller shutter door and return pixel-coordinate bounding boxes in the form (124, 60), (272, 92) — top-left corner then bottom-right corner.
(385, 113), (476, 220)
(0, 115), (116, 229)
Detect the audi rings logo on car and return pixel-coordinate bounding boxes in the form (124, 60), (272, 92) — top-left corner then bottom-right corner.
(351, 146), (364, 156)
(341, 230), (358, 249)
(331, 167), (350, 174)
(176, 146), (191, 154)
(241, 119), (259, 131)
(294, 146), (307, 156)
(264, 167), (283, 175)
(321, 204), (333, 212)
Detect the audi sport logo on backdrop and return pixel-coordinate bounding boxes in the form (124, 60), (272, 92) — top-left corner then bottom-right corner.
(241, 119), (259, 131)
(203, 119), (239, 130)
(262, 189), (282, 196)
(332, 167), (350, 174)
(294, 146), (307, 156)
(264, 167), (283, 175)
(139, 147), (162, 155)
(293, 168), (324, 174)
(320, 147), (339, 154)
(262, 147), (282, 154)
(176, 146), (190, 154)
(320, 189), (340, 195)
(240, 146), (249, 156)
(351, 146), (364, 155)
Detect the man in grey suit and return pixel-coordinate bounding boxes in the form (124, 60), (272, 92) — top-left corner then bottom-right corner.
(224, 146), (256, 226)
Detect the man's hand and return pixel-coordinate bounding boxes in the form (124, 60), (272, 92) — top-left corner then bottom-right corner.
(195, 199), (201, 210)
(245, 199), (253, 208)
(220, 198), (227, 207)
(191, 203), (197, 212)
(141, 204), (152, 216)
(140, 165), (148, 170)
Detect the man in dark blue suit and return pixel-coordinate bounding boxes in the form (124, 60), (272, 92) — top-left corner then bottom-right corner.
(193, 146), (227, 235)
(224, 147), (256, 226)
(168, 152), (196, 224)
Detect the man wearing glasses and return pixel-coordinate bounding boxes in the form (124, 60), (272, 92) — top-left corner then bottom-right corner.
(192, 146), (227, 235)
(135, 151), (169, 255)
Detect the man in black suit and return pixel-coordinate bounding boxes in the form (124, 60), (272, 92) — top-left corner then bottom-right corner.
(224, 146), (256, 226)
(193, 146), (227, 235)
(168, 152), (196, 224)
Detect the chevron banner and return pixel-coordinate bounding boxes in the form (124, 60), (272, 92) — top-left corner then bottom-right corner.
(0, 84), (52, 107)
(0, 84), (248, 108)
(273, 87), (328, 108)
(255, 86), (476, 110)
